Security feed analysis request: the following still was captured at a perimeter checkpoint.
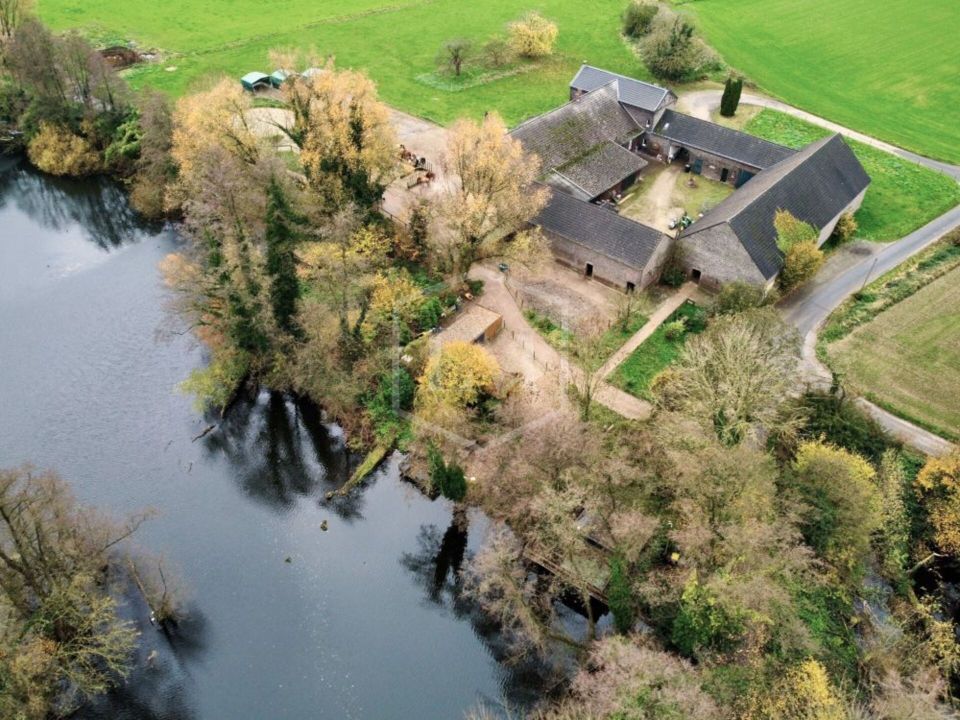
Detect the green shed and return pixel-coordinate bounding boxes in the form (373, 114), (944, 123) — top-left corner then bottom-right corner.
(240, 71), (271, 91)
(269, 70), (289, 88)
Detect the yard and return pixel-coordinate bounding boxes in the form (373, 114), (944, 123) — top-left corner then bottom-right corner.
(39, 0), (646, 126)
(682, 0), (960, 164)
(609, 301), (704, 400)
(743, 110), (960, 241)
(620, 164), (733, 232)
(828, 266), (960, 441)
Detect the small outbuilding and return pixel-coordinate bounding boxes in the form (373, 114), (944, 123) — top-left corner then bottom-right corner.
(269, 70), (289, 88)
(433, 304), (503, 347)
(240, 72), (271, 92)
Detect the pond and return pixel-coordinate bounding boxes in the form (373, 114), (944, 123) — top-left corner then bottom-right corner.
(0, 157), (559, 719)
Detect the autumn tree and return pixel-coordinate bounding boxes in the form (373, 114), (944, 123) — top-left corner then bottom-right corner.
(0, 466), (149, 716)
(791, 440), (881, 583)
(652, 308), (801, 446)
(129, 89), (174, 218)
(747, 659), (847, 720)
(265, 178), (304, 340)
(281, 62), (398, 215)
(507, 11), (558, 59)
(914, 451), (960, 556)
(26, 121), (100, 176)
(418, 340), (499, 410)
(435, 112), (547, 278)
(642, 16), (707, 82)
(776, 209), (824, 289)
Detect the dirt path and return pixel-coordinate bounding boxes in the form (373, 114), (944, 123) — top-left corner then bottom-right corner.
(469, 264), (653, 421)
(623, 165), (683, 232)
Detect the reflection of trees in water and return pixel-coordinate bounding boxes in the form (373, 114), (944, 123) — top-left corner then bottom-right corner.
(201, 390), (364, 519)
(0, 157), (156, 249)
(400, 514), (569, 712)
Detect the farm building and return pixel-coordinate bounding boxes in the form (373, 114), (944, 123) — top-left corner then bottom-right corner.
(269, 70), (289, 88)
(240, 71), (271, 91)
(513, 66), (871, 290)
(678, 134), (870, 290)
(433, 304), (503, 347)
(645, 110), (795, 187)
(531, 187), (671, 292)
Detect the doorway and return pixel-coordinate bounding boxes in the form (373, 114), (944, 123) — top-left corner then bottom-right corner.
(585, 263), (594, 278)
(720, 168), (729, 183)
(626, 281), (636, 294)
(691, 269), (702, 283)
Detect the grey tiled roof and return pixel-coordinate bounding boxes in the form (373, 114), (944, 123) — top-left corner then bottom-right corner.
(570, 65), (673, 112)
(683, 134), (871, 279)
(654, 110), (795, 170)
(533, 186), (667, 269)
(550, 142), (648, 200)
(510, 83), (640, 174)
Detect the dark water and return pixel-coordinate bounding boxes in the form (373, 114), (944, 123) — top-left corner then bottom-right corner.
(0, 157), (556, 719)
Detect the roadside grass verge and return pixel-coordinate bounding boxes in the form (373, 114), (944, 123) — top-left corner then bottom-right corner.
(681, 0), (960, 164)
(824, 254), (960, 441)
(525, 308), (649, 366)
(609, 302), (703, 400)
(744, 110), (960, 242)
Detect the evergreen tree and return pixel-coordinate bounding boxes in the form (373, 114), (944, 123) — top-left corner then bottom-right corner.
(720, 76), (743, 117)
(264, 179), (303, 340)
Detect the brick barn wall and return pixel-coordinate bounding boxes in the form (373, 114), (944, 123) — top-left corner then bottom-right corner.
(544, 229), (666, 291)
(678, 223), (769, 289)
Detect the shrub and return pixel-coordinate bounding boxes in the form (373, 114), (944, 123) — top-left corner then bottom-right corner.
(672, 575), (746, 660)
(774, 209), (818, 251)
(621, 1), (659, 38)
(714, 281), (774, 315)
(747, 659), (847, 720)
(418, 340), (499, 408)
(660, 245), (687, 287)
(780, 240), (824, 290)
(507, 11), (558, 59)
(642, 17), (707, 82)
(719, 76), (743, 117)
(480, 36), (513, 68)
(26, 122), (101, 177)
(685, 307), (708, 333)
(607, 555), (635, 634)
(914, 451), (960, 556)
(416, 296), (444, 332)
(663, 318), (687, 341)
(833, 212), (858, 243)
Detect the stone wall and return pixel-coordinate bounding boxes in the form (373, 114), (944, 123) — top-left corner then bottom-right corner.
(545, 228), (668, 292)
(677, 223), (769, 290)
(642, 132), (760, 186)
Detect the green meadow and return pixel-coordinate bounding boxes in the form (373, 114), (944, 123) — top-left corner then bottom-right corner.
(38, 0), (646, 125)
(682, 0), (960, 164)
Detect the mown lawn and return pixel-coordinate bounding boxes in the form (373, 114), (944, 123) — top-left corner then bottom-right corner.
(828, 266), (960, 441)
(610, 302), (702, 400)
(682, 0), (960, 164)
(39, 0), (646, 126)
(744, 110), (960, 241)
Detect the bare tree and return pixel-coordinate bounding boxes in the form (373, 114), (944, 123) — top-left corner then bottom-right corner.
(0, 0), (32, 42)
(438, 38), (472, 77)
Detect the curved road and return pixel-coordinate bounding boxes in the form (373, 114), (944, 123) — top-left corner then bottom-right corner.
(677, 89), (960, 454)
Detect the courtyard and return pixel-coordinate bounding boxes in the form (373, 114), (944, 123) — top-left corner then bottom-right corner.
(618, 162), (734, 234)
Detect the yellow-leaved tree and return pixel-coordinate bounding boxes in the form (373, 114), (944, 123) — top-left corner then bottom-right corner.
(418, 340), (499, 409)
(436, 112), (548, 279)
(507, 11), (559, 59)
(747, 659), (847, 720)
(281, 61), (398, 214)
(775, 209), (824, 290)
(26, 122), (101, 176)
(915, 451), (960, 556)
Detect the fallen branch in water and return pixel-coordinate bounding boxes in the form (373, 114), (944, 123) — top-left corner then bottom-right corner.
(191, 424), (216, 442)
(334, 438), (395, 497)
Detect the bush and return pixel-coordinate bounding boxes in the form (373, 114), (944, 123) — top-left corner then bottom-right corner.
(416, 296), (444, 332)
(714, 281), (774, 315)
(642, 17), (708, 82)
(507, 11), (558, 59)
(685, 307), (708, 333)
(663, 318), (687, 341)
(779, 240), (824, 290)
(672, 575), (746, 660)
(833, 212), (858, 243)
(660, 245), (687, 287)
(621, 1), (659, 38)
(719, 76), (743, 117)
(26, 122), (101, 177)
(480, 36), (513, 68)
(607, 555), (635, 634)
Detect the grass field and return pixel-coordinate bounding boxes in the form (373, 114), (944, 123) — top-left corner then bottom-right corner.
(681, 0), (960, 164)
(828, 266), (960, 441)
(38, 0), (646, 125)
(744, 110), (960, 241)
(610, 302), (702, 399)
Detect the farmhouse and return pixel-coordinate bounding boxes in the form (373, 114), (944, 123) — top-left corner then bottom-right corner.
(513, 65), (870, 291)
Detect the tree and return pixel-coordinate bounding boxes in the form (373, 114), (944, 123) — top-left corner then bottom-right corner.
(480, 36), (512, 68)
(653, 308), (801, 446)
(418, 340), (499, 410)
(567, 325), (608, 421)
(621, 1), (659, 38)
(0, 466), (149, 716)
(720, 76), (743, 117)
(714, 280), (775, 315)
(914, 451), (960, 556)
(281, 62), (398, 215)
(775, 208), (818, 251)
(438, 38), (472, 77)
(607, 554), (634, 633)
(833, 212), (858, 243)
(642, 17), (705, 82)
(360, 269), (427, 343)
(26, 121), (100, 176)
(129, 89), (174, 218)
(435, 112), (547, 278)
(507, 11), (558, 59)
(747, 659), (847, 720)
(781, 240), (825, 290)
(0, 0), (32, 42)
(792, 440), (881, 583)
(264, 178), (304, 340)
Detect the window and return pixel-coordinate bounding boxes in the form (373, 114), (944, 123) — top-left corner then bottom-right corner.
(585, 263), (594, 278)
(626, 281), (636, 294)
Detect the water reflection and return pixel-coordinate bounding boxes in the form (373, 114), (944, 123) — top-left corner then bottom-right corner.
(0, 155), (152, 249)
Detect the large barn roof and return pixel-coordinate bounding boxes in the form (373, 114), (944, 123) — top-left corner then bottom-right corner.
(570, 65), (673, 113)
(546, 141), (648, 201)
(654, 110), (795, 170)
(510, 83), (640, 175)
(533, 186), (666, 270)
(683, 134), (871, 279)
